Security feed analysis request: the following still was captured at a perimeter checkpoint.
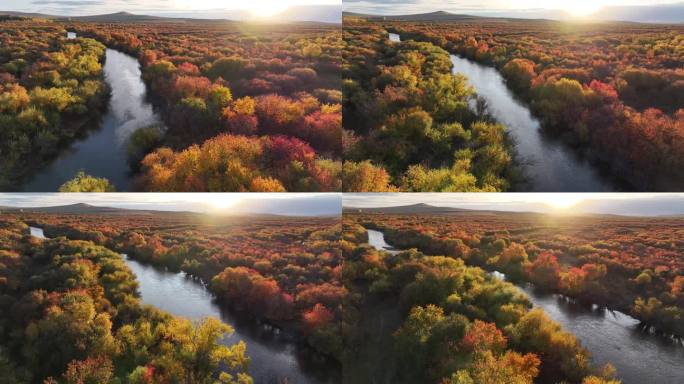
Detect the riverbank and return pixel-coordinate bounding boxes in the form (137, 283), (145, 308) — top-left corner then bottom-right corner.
(28, 224), (341, 383)
(387, 30), (618, 192)
(384, 24), (683, 191)
(370, 222), (684, 337)
(0, 27), (112, 191)
(364, 227), (684, 384)
(20, 43), (161, 191)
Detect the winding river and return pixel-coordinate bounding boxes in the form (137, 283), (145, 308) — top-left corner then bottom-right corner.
(366, 228), (684, 384)
(389, 32), (614, 192)
(29, 227), (340, 384)
(21, 32), (161, 192)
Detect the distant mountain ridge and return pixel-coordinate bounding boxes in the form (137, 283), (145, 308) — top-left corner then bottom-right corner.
(344, 203), (472, 215)
(0, 203), (135, 214)
(343, 11), (486, 22)
(344, 197), (684, 217)
(343, 3), (684, 23)
(0, 5), (342, 24)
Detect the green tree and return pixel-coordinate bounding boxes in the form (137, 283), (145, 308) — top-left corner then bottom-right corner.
(58, 171), (116, 192)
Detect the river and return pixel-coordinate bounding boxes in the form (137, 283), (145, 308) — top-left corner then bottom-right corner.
(29, 227), (340, 384)
(21, 32), (161, 192)
(389, 32), (614, 192)
(366, 228), (684, 384)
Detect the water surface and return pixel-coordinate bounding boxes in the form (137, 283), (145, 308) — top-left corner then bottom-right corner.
(389, 33), (614, 192)
(366, 228), (684, 384)
(29, 226), (46, 239)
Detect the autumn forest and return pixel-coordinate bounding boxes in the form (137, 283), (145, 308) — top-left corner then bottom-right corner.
(1, 7), (683, 191)
(1, 1), (684, 383)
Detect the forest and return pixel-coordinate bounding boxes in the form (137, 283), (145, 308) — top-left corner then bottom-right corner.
(342, 219), (621, 384)
(0, 215), (252, 383)
(343, 21), (517, 192)
(0, 17), (342, 191)
(361, 17), (684, 191)
(14, 209), (344, 369)
(0, 21), (109, 190)
(348, 210), (684, 338)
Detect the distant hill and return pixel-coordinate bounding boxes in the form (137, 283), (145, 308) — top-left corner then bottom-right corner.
(344, 203), (470, 215)
(67, 11), (167, 23)
(591, 2), (684, 23)
(0, 203), (131, 214)
(0, 197), (341, 217)
(343, 4), (684, 24)
(0, 5), (342, 24)
(343, 10), (485, 22)
(0, 11), (54, 19)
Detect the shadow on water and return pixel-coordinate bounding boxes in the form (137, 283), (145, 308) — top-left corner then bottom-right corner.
(367, 228), (684, 384)
(21, 35), (161, 192)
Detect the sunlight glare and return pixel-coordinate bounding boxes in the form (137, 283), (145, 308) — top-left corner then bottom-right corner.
(247, 0), (292, 17)
(510, 0), (613, 17)
(180, 0), (292, 17)
(564, 2), (603, 17)
(541, 195), (585, 210)
(204, 195), (242, 210)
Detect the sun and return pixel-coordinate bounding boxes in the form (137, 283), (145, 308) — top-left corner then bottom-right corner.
(541, 194), (585, 210)
(177, 0), (292, 18)
(559, 0), (604, 17)
(202, 195), (242, 210)
(246, 0), (292, 17)
(565, 4), (602, 17)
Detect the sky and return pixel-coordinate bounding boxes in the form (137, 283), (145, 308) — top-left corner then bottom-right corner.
(343, 0), (681, 17)
(343, 193), (684, 216)
(0, 0), (340, 17)
(0, 193), (342, 216)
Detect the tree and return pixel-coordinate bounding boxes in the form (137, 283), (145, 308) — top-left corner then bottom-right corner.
(446, 350), (540, 384)
(303, 303), (334, 329)
(59, 171), (116, 192)
(63, 356), (113, 384)
(502, 59), (537, 93)
(127, 125), (164, 170)
(159, 317), (252, 384)
(0, 84), (30, 113)
(525, 252), (560, 290)
(509, 309), (589, 381)
(207, 56), (249, 82)
(342, 161), (394, 192)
